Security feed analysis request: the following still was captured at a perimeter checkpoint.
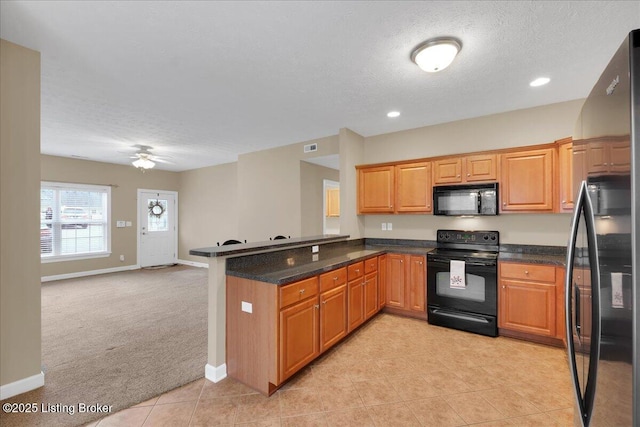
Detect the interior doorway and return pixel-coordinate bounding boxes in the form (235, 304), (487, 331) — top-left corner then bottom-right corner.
(138, 189), (178, 267)
(323, 179), (340, 235)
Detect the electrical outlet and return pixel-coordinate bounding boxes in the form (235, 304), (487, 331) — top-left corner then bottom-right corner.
(382, 223), (387, 231)
(119, 255), (124, 261)
(241, 301), (253, 313)
(387, 223), (393, 231)
(312, 245), (319, 253)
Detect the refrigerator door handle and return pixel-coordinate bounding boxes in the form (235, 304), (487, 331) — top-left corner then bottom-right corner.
(565, 180), (586, 423)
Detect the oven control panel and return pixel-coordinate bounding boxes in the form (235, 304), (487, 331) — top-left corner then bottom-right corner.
(436, 230), (499, 245)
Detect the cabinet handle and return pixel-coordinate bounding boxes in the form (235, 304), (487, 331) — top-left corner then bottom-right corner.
(457, 174), (461, 178)
(300, 289), (305, 294)
(322, 300), (327, 305)
(467, 173), (471, 177)
(562, 200), (566, 204)
(400, 260), (403, 263)
(419, 261), (423, 265)
(333, 276), (338, 281)
(503, 202), (507, 206)
(604, 162), (608, 166)
(502, 285), (506, 289)
(524, 270), (529, 275)
(314, 304), (319, 309)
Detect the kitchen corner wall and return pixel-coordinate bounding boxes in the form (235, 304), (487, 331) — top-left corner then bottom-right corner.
(40, 155), (180, 277)
(1, 40), (42, 391)
(361, 99), (584, 246)
(237, 134), (339, 243)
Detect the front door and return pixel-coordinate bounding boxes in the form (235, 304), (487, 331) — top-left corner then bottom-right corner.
(138, 189), (177, 267)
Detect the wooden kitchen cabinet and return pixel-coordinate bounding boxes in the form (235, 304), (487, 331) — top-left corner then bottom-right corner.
(227, 255), (384, 395)
(395, 161), (433, 213)
(280, 294), (320, 382)
(586, 139), (631, 176)
(500, 148), (555, 212)
(357, 165), (394, 213)
(347, 262), (365, 332)
(385, 253), (426, 318)
(325, 188), (340, 217)
(558, 138), (574, 212)
(319, 268), (347, 352)
(433, 154), (497, 185)
(498, 262), (566, 345)
(378, 254), (387, 308)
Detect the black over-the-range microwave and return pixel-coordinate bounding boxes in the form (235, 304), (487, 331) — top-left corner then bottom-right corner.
(433, 183), (499, 216)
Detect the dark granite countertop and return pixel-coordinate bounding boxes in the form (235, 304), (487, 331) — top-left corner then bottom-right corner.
(498, 252), (566, 266)
(189, 234), (350, 258)
(226, 247), (384, 284)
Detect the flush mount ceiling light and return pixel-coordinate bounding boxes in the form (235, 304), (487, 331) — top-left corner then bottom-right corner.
(530, 77), (550, 87)
(411, 37), (462, 73)
(387, 111), (401, 118)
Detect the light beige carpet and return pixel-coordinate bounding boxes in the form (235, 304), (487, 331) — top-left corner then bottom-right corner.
(0, 265), (207, 427)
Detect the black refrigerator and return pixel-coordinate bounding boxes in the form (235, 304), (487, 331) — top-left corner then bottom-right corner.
(566, 29), (638, 426)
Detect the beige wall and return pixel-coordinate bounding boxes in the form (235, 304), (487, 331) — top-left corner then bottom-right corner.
(237, 135), (339, 242)
(178, 162), (239, 264)
(339, 128), (365, 239)
(361, 100), (584, 246)
(300, 161), (339, 237)
(40, 155), (180, 277)
(1, 40), (42, 387)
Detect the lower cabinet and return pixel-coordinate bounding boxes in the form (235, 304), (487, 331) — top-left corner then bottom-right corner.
(385, 253), (426, 317)
(226, 255), (384, 395)
(498, 261), (566, 344)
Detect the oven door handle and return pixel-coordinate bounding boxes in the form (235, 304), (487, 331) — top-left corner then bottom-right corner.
(428, 257), (496, 267)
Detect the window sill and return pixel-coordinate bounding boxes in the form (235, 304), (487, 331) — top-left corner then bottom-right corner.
(41, 252), (112, 264)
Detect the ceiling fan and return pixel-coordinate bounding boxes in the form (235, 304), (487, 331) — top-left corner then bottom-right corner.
(126, 145), (172, 170)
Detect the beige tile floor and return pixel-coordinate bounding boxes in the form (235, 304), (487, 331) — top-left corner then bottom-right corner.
(87, 313), (575, 426)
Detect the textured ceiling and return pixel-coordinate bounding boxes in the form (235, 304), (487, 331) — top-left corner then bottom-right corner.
(1, 1), (639, 172)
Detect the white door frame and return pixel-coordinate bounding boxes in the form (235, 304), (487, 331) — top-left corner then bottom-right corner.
(137, 188), (178, 268)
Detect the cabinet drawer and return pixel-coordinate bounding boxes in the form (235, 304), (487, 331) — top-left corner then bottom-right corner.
(348, 261), (364, 280)
(280, 277), (319, 309)
(364, 257), (378, 274)
(319, 267), (347, 293)
(500, 262), (556, 283)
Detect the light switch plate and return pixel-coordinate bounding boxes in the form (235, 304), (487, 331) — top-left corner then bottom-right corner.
(116, 220), (125, 228)
(382, 223), (387, 231)
(241, 301), (253, 313)
(387, 223), (393, 230)
(126, 221), (132, 227)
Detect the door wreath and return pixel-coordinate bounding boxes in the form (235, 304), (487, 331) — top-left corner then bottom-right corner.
(148, 200), (165, 218)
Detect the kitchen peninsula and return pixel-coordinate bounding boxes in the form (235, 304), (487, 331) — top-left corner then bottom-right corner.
(191, 235), (566, 395)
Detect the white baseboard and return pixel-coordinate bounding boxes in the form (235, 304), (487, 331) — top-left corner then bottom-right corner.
(41, 265), (140, 282)
(205, 363), (227, 383)
(177, 259), (209, 269)
(0, 371), (44, 400)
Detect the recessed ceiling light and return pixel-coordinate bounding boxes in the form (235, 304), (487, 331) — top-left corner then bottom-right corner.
(530, 77), (550, 87)
(387, 111), (400, 118)
(411, 37), (462, 73)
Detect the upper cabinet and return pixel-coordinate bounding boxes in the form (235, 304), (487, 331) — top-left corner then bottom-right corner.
(357, 162), (432, 214)
(395, 161), (432, 213)
(433, 154), (497, 185)
(585, 138), (631, 176)
(557, 138), (574, 212)
(500, 147), (555, 212)
(325, 188), (340, 217)
(357, 166), (394, 213)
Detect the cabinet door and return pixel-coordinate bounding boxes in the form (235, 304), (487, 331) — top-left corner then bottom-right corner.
(558, 141), (574, 212)
(386, 253), (406, 309)
(378, 255), (387, 308)
(320, 284), (347, 352)
(409, 255), (426, 312)
(572, 145), (587, 209)
(347, 277), (365, 332)
(364, 271), (378, 320)
(586, 141), (609, 175)
(280, 297), (319, 382)
(358, 166), (394, 213)
(465, 154), (497, 182)
(609, 140), (631, 173)
(500, 148), (555, 212)
(395, 162), (432, 212)
(499, 280), (556, 337)
(433, 157), (463, 184)
(325, 188), (340, 217)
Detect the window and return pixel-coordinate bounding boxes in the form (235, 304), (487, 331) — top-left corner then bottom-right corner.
(40, 182), (111, 261)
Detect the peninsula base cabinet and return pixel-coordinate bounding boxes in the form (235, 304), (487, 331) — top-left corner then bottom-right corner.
(384, 253), (427, 319)
(226, 256), (384, 395)
(498, 262), (566, 346)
